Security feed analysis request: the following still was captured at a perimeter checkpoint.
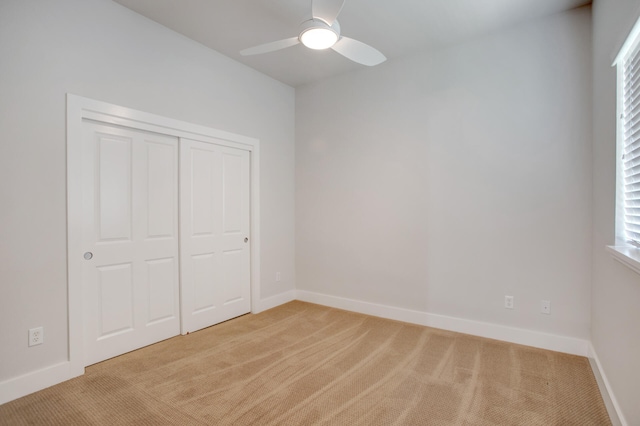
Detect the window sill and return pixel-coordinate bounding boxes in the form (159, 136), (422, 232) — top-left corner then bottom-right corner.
(606, 244), (640, 276)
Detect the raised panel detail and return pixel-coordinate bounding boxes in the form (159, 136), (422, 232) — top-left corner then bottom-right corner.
(192, 253), (217, 313)
(98, 135), (132, 241)
(221, 249), (243, 305)
(191, 149), (216, 236)
(97, 263), (134, 338)
(147, 258), (176, 324)
(146, 141), (175, 238)
(222, 153), (242, 234)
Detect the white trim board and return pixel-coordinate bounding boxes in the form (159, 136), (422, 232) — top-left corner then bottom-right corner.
(253, 290), (297, 314)
(0, 362), (78, 405)
(295, 290), (590, 357)
(589, 344), (627, 426)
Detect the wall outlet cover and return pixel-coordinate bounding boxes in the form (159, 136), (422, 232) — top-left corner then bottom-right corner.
(505, 296), (514, 309)
(541, 300), (551, 315)
(28, 327), (43, 347)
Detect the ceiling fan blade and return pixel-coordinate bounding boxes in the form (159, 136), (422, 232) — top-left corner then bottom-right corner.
(240, 37), (300, 56)
(331, 37), (386, 66)
(312, 0), (345, 25)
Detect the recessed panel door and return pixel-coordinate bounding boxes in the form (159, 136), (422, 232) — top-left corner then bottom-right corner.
(82, 121), (180, 365)
(180, 138), (251, 334)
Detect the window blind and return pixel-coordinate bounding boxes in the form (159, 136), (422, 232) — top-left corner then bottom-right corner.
(623, 43), (640, 245)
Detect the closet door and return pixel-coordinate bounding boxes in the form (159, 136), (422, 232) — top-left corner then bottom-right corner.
(180, 138), (251, 334)
(82, 121), (180, 365)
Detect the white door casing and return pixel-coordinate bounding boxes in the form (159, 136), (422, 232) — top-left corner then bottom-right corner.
(180, 139), (251, 334)
(82, 122), (180, 365)
(66, 95), (261, 377)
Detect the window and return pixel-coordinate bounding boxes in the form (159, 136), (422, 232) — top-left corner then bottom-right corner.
(608, 16), (640, 275)
(615, 16), (640, 247)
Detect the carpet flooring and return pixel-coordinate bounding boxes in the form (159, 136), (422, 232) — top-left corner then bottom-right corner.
(0, 301), (611, 425)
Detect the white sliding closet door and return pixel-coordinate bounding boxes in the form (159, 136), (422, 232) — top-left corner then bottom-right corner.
(82, 121), (180, 366)
(180, 138), (251, 334)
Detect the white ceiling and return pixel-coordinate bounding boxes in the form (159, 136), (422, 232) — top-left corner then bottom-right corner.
(113, 0), (591, 87)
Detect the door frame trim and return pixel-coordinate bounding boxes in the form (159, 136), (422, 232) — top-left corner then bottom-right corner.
(66, 94), (261, 375)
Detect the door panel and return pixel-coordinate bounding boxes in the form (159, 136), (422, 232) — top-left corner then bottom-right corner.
(97, 263), (134, 338)
(83, 121), (180, 365)
(192, 252), (218, 313)
(221, 249), (244, 304)
(147, 257), (177, 323)
(191, 149), (218, 236)
(146, 142), (176, 238)
(97, 135), (132, 241)
(222, 153), (243, 233)
(180, 138), (251, 334)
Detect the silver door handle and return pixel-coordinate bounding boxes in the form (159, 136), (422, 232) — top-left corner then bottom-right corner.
(84, 252), (93, 260)
(244, 237), (249, 243)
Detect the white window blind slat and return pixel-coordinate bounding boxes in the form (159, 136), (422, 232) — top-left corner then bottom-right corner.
(623, 113), (640, 134)
(622, 163), (640, 177)
(623, 96), (640, 120)
(623, 77), (640, 99)
(625, 225), (640, 234)
(624, 61), (640, 78)
(623, 148), (640, 165)
(622, 43), (640, 245)
(623, 182), (640, 193)
(624, 181), (640, 191)
(623, 69), (640, 90)
(623, 132), (640, 153)
(625, 211), (640, 219)
(624, 103), (640, 120)
(622, 144), (640, 159)
(625, 231), (640, 244)
(623, 152), (640, 167)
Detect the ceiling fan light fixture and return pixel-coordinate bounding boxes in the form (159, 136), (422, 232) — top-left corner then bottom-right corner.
(300, 27), (338, 50)
(299, 20), (340, 50)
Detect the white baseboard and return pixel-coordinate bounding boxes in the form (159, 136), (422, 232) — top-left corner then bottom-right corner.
(0, 361), (82, 405)
(295, 290), (590, 357)
(253, 290), (296, 314)
(588, 344), (627, 426)
(0, 290), (601, 409)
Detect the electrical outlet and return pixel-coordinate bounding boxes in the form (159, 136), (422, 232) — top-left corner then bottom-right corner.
(276, 272), (281, 282)
(29, 327), (43, 347)
(505, 295), (514, 309)
(541, 300), (551, 315)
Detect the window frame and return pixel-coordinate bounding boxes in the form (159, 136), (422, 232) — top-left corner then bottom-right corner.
(608, 15), (640, 275)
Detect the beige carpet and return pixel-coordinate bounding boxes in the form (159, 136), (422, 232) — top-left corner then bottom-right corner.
(0, 301), (611, 425)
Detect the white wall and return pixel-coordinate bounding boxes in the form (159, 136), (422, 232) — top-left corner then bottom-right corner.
(0, 0), (295, 386)
(592, 0), (640, 423)
(296, 8), (592, 341)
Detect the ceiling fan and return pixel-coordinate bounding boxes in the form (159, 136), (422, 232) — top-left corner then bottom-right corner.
(239, 0), (386, 67)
